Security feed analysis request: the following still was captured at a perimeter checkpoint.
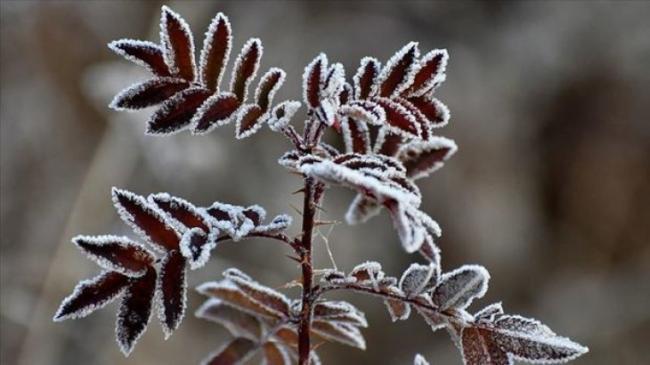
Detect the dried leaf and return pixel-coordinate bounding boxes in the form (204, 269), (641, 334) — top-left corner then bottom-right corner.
(349, 261), (383, 284)
(345, 194), (382, 225)
(199, 12), (232, 90)
(397, 138), (457, 180)
(179, 228), (215, 269)
(409, 96), (450, 128)
(110, 78), (189, 111)
(148, 192), (212, 232)
(53, 271), (129, 321)
(311, 320), (366, 350)
(341, 118), (371, 154)
(197, 281), (284, 319)
(383, 286), (411, 322)
(375, 97), (420, 137)
(72, 235), (154, 277)
(377, 42), (419, 98)
(474, 303), (504, 323)
(202, 337), (257, 365)
(230, 38), (263, 102)
(262, 342), (292, 365)
(235, 104), (265, 139)
(353, 57), (381, 99)
(116, 268), (157, 355)
(256, 68), (286, 112)
(147, 87), (212, 135)
(157, 250), (187, 338)
(404, 49), (448, 97)
(195, 298), (262, 340)
(191, 92), (241, 134)
(160, 6), (196, 81)
(431, 265), (490, 311)
(313, 301), (368, 327)
(399, 263), (435, 298)
(108, 39), (170, 77)
(303, 54), (327, 109)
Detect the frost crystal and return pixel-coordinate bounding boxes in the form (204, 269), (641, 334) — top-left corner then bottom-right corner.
(431, 265), (490, 311)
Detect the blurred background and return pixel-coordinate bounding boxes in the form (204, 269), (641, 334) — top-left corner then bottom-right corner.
(1, 1), (649, 364)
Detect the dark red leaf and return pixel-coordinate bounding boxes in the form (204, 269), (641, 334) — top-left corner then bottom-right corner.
(73, 235), (154, 277)
(263, 342), (291, 365)
(230, 39), (262, 102)
(397, 138), (457, 180)
(179, 228), (213, 269)
(303, 54), (326, 109)
(54, 271), (129, 321)
(199, 13), (232, 90)
(375, 98), (420, 137)
(196, 298), (263, 340)
(375, 131), (404, 156)
(354, 57), (380, 99)
(110, 78), (189, 110)
(112, 188), (180, 252)
(108, 39), (170, 77)
(191, 92), (240, 134)
(235, 104), (265, 139)
(204, 337), (256, 365)
(147, 87), (211, 135)
(256, 68), (285, 112)
(148, 193), (211, 232)
(160, 6), (196, 81)
(409, 96), (450, 127)
(341, 118), (371, 154)
(116, 268), (156, 355)
(158, 250), (187, 337)
(461, 326), (510, 365)
(379, 42), (418, 97)
(403, 49), (447, 97)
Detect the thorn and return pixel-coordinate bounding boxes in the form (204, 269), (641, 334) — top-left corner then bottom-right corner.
(314, 204), (327, 213)
(286, 255), (301, 263)
(291, 188), (306, 195)
(289, 203), (302, 215)
(314, 220), (339, 227)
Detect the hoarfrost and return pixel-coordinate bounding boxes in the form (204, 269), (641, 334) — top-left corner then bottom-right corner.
(431, 265), (490, 311)
(230, 38), (263, 102)
(72, 235), (154, 278)
(199, 12), (232, 91)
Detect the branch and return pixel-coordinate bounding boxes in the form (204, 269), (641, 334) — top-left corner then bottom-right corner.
(216, 232), (299, 251)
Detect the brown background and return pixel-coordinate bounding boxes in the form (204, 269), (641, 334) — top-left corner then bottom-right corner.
(1, 1), (649, 364)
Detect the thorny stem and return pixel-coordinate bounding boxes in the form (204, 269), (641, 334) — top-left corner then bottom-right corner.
(297, 176), (318, 365)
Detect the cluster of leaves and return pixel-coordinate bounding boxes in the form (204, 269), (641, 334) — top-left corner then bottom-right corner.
(319, 261), (588, 365)
(109, 6), (300, 138)
(54, 188), (291, 355)
(195, 268), (368, 364)
(55, 5), (588, 365)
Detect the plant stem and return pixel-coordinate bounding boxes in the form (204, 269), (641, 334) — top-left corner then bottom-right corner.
(298, 176), (317, 365)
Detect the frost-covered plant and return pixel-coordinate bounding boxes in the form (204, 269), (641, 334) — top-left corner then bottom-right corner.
(54, 6), (588, 365)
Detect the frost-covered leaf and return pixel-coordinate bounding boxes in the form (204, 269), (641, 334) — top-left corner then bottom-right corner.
(399, 263), (435, 298)
(353, 57), (380, 99)
(303, 54), (327, 109)
(397, 138), (457, 180)
(53, 271), (129, 321)
(147, 87), (212, 135)
(116, 268), (156, 355)
(242, 205), (266, 225)
(72, 235), (155, 277)
(256, 68), (286, 112)
(387, 203), (428, 253)
(474, 303), (504, 323)
(349, 261), (383, 284)
(157, 250), (187, 338)
(148, 192), (212, 233)
(383, 286), (411, 322)
(196, 298), (262, 340)
(108, 39), (170, 77)
(374, 129), (404, 156)
(110, 78), (189, 111)
(432, 265), (490, 311)
(419, 233), (442, 272)
(341, 118), (371, 154)
(277, 150), (301, 171)
(461, 326), (510, 365)
(230, 38), (263, 102)
(197, 278), (288, 320)
(415, 295), (447, 332)
(345, 194), (382, 225)
(180, 228), (216, 269)
(160, 6), (196, 81)
(339, 100), (386, 126)
(112, 188), (180, 252)
(323, 63), (345, 99)
(311, 320), (366, 350)
(262, 342), (292, 365)
(404, 49), (448, 97)
(199, 12), (232, 90)
(191, 92), (241, 134)
(377, 42), (419, 98)
(254, 214), (293, 234)
(414, 354), (430, 365)
(409, 96), (450, 128)
(268, 100), (301, 132)
(235, 104), (265, 139)
(313, 301), (368, 327)
(202, 337), (257, 365)
(228, 274), (291, 317)
(376, 97), (420, 137)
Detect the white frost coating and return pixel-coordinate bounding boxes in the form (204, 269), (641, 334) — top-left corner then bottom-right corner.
(302, 53), (328, 109)
(72, 235), (153, 278)
(111, 187), (181, 253)
(222, 268), (253, 282)
(312, 321), (366, 350)
(107, 39), (167, 75)
(228, 274), (291, 317)
(243, 204), (266, 224)
(268, 100), (301, 132)
(432, 265), (490, 311)
(383, 286), (411, 321)
(156, 252), (188, 339)
(229, 38), (264, 102)
(199, 12), (232, 89)
(407, 49), (449, 98)
(397, 136), (458, 180)
(53, 270), (128, 321)
(204, 201), (242, 238)
(235, 104), (265, 139)
(322, 63), (345, 100)
(190, 92), (240, 135)
(340, 118), (370, 154)
(414, 209), (442, 238)
(298, 158), (421, 207)
(159, 6), (196, 80)
(314, 301), (368, 328)
(255, 67), (286, 110)
(349, 261), (383, 285)
(414, 354), (430, 365)
(375, 97), (422, 138)
(109, 77), (188, 111)
(399, 263), (435, 298)
(253, 214), (293, 234)
(345, 194), (382, 225)
(179, 228), (216, 270)
(353, 57), (381, 99)
(147, 192), (214, 234)
(195, 298), (261, 340)
(339, 100), (386, 126)
(277, 150), (301, 171)
(474, 302), (504, 323)
(420, 233), (442, 282)
(315, 97), (338, 126)
(115, 273), (156, 356)
(375, 42), (420, 98)
(389, 204), (428, 253)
